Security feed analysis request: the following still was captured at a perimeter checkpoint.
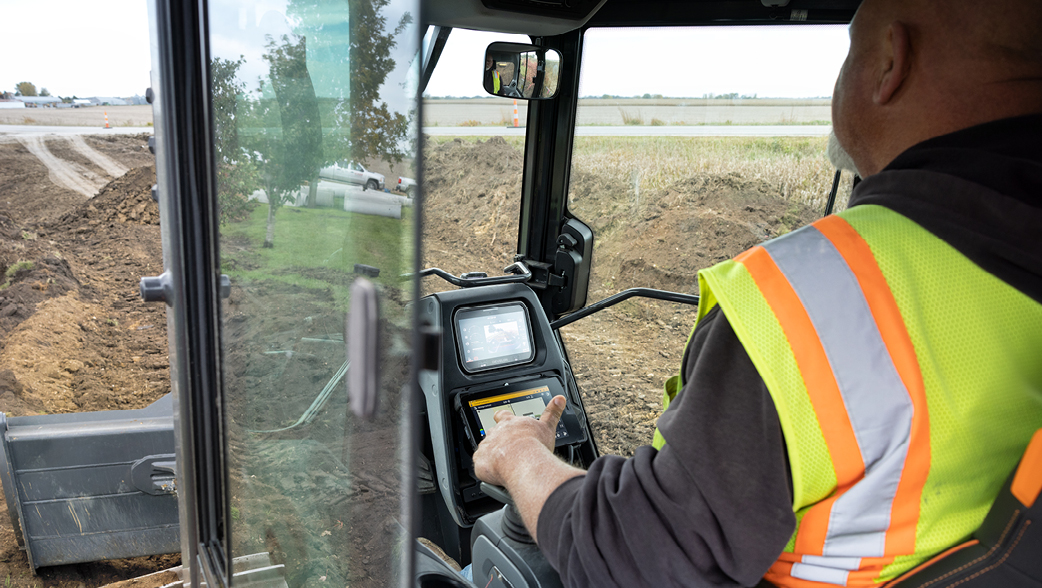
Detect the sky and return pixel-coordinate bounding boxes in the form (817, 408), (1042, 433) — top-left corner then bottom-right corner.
(425, 26), (851, 99)
(0, 0), (152, 98)
(1, 1), (849, 103)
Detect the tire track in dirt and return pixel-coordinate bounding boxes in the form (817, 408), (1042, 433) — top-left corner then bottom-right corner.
(16, 136), (106, 198)
(69, 135), (129, 177)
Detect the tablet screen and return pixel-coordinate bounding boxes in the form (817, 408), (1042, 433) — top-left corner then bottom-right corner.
(464, 383), (570, 442)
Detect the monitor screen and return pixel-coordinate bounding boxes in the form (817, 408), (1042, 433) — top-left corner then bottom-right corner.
(455, 303), (535, 373)
(462, 382), (571, 443)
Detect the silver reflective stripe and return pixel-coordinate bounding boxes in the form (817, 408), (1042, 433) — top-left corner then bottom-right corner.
(791, 562), (850, 586)
(763, 226), (914, 558)
(801, 555), (862, 570)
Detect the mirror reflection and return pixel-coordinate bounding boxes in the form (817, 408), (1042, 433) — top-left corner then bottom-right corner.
(483, 43), (561, 100)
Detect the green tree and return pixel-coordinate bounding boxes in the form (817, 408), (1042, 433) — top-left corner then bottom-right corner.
(15, 82), (36, 96)
(39, 88), (50, 97)
(287, 0), (412, 191)
(239, 34), (324, 247)
(211, 56), (260, 224)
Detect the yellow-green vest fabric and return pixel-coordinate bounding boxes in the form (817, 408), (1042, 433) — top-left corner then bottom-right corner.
(655, 205), (1042, 586)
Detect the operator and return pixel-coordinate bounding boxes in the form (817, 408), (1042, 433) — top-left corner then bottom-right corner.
(485, 54), (501, 95)
(472, 0), (1042, 586)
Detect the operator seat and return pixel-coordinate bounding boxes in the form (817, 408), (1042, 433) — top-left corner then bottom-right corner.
(757, 429), (1042, 588)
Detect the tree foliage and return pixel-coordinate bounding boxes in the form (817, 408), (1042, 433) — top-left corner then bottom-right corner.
(263, 34), (324, 206)
(15, 82), (36, 97)
(287, 0), (412, 167)
(348, 1), (413, 164)
(39, 88), (50, 97)
(211, 56), (259, 224)
(209, 0), (415, 225)
(232, 34), (324, 246)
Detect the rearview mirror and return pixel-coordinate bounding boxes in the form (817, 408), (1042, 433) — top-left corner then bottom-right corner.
(483, 42), (562, 100)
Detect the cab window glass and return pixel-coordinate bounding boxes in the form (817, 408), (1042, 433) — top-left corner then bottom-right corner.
(421, 29), (531, 294)
(565, 26), (853, 457)
(208, 0), (418, 584)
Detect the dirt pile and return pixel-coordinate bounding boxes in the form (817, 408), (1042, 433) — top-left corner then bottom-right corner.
(53, 165), (159, 228)
(583, 172), (817, 295)
(422, 137), (523, 288)
(0, 165), (171, 417)
(0, 251), (82, 336)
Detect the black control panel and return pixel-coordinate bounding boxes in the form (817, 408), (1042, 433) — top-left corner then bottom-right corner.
(418, 283), (591, 531)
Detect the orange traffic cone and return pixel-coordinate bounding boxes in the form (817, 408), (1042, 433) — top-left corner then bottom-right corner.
(104, 111), (110, 129)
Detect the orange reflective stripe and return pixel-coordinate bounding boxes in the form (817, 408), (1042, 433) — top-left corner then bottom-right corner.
(1011, 428), (1042, 507)
(815, 215), (931, 557)
(738, 246), (865, 555)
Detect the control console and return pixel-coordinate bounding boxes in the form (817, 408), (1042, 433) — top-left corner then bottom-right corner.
(418, 283), (593, 551)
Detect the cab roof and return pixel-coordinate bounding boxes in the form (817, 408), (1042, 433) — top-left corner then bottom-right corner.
(425, 0), (860, 37)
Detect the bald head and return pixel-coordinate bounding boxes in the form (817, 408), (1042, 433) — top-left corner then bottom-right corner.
(832, 0), (1042, 177)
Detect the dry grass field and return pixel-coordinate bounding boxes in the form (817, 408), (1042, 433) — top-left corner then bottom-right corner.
(4, 100), (828, 129)
(0, 105), (153, 127)
(423, 98), (833, 127)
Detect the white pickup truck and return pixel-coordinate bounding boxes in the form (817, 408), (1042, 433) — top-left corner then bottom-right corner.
(319, 160), (385, 191)
(395, 176), (416, 197)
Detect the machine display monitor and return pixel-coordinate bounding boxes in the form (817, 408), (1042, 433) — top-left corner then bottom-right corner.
(454, 303), (535, 373)
(458, 379), (572, 445)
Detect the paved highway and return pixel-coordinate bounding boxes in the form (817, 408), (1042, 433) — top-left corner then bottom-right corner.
(422, 125), (832, 137)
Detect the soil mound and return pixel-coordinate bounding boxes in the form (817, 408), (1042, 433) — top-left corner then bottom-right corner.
(422, 137), (525, 285)
(0, 369), (45, 417)
(598, 172), (817, 294)
(1, 163), (169, 420)
(0, 256), (82, 334)
(53, 165), (159, 229)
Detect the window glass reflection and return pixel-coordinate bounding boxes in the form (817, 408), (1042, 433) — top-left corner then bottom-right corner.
(208, 1), (418, 585)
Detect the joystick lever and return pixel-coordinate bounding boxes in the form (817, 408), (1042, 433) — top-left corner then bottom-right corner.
(480, 483), (514, 507)
(480, 483), (534, 544)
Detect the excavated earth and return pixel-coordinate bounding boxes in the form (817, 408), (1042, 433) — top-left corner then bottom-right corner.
(0, 134), (178, 586)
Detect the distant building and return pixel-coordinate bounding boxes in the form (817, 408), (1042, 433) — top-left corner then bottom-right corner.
(14, 96), (62, 107)
(73, 99), (92, 107)
(0, 100), (26, 110)
(122, 95), (149, 105)
(87, 96), (128, 106)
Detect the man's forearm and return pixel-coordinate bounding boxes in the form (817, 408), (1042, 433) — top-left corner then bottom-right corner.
(501, 438), (585, 540)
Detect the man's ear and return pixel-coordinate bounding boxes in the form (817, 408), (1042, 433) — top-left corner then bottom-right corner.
(874, 21), (911, 105)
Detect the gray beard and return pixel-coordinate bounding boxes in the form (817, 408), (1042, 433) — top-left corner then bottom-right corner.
(827, 130), (862, 177)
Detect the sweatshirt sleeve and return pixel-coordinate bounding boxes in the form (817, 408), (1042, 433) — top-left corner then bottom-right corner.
(536, 306), (796, 587)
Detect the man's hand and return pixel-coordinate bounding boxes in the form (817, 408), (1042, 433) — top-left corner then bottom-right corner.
(471, 394), (584, 540)
(473, 395), (566, 487)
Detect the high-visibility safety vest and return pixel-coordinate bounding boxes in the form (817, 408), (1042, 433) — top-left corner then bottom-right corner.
(653, 205), (1042, 586)
(493, 70), (501, 94)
